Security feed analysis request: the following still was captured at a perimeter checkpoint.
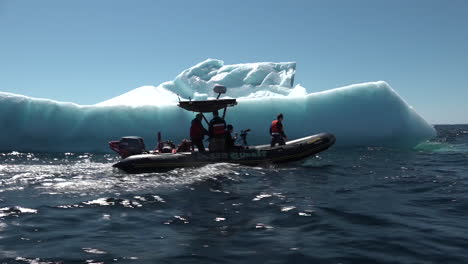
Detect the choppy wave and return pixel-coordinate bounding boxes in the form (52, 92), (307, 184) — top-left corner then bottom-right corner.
(0, 153), (244, 195)
(0, 127), (465, 263)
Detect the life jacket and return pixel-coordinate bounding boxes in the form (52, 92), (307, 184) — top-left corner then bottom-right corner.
(271, 120), (281, 135)
(212, 123), (226, 136)
(190, 120), (204, 139)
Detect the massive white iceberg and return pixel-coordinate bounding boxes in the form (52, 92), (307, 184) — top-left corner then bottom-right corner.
(0, 59), (436, 152)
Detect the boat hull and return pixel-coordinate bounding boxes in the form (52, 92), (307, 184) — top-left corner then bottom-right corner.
(113, 133), (335, 173)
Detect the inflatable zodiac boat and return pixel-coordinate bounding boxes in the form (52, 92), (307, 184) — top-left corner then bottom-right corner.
(110, 86), (336, 173)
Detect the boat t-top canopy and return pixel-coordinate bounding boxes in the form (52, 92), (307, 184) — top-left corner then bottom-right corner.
(177, 84), (237, 114)
(178, 98), (237, 113)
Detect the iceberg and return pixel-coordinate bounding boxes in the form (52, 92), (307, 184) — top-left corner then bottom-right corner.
(0, 59), (436, 153)
(97, 59), (297, 106)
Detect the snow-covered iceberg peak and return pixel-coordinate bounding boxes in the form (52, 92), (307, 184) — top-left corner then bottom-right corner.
(97, 59), (297, 106)
(169, 58), (296, 98)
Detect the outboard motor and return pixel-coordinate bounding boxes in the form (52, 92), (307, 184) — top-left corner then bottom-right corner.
(109, 136), (146, 158)
(155, 131), (176, 153)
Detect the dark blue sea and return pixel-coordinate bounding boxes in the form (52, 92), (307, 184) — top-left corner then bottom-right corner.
(1, 125), (467, 264)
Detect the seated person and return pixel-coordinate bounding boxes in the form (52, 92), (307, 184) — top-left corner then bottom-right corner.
(225, 124), (243, 151)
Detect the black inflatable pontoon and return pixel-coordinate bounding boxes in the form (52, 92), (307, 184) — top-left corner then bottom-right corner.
(112, 133), (335, 173)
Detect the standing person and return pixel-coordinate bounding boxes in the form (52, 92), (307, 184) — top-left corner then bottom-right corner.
(209, 110), (226, 152)
(270, 113), (287, 147)
(190, 113), (208, 152)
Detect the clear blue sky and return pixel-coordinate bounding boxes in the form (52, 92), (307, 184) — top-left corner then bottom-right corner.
(1, 0), (467, 124)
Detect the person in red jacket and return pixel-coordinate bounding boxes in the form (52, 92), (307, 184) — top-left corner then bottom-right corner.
(270, 113), (287, 147)
(190, 114), (208, 152)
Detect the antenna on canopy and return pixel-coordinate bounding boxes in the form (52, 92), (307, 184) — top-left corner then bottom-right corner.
(213, 84), (226, 99)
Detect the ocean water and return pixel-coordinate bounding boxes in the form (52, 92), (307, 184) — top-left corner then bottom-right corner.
(0, 125), (467, 263)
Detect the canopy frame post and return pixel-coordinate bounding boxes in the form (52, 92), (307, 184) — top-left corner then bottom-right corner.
(222, 106), (227, 120)
(200, 112), (210, 126)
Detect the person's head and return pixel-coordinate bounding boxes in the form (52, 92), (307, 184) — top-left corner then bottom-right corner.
(277, 113), (284, 121)
(196, 113), (203, 121)
(213, 110), (219, 117)
(227, 124), (233, 132)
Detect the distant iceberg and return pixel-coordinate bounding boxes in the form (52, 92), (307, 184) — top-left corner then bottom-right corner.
(0, 59), (436, 152)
